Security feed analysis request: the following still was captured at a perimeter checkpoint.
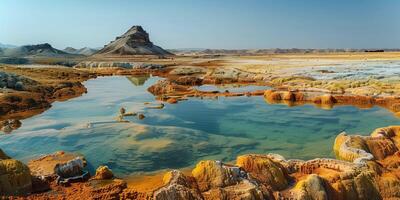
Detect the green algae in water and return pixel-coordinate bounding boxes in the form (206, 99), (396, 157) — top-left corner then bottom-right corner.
(0, 76), (399, 176)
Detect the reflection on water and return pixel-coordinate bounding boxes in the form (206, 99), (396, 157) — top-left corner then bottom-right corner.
(126, 75), (150, 86)
(0, 76), (399, 177)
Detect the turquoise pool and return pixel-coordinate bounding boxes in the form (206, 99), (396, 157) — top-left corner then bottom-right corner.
(0, 76), (398, 176)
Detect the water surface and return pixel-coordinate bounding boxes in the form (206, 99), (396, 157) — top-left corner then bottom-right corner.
(0, 76), (399, 176)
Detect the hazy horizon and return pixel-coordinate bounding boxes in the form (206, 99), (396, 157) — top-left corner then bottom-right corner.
(1, 0), (400, 50)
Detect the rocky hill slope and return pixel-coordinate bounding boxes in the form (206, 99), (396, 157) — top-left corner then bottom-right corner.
(95, 26), (172, 56)
(0, 43), (70, 57)
(63, 47), (98, 56)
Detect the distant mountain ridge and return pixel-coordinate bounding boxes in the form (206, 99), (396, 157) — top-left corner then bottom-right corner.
(63, 47), (98, 55)
(0, 43), (71, 57)
(170, 48), (400, 55)
(95, 26), (173, 56)
(0, 43), (17, 49)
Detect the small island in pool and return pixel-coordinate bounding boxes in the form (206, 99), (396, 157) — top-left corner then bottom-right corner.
(1, 1), (400, 199)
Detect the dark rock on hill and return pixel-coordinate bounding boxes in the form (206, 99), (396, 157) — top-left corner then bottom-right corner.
(95, 26), (173, 56)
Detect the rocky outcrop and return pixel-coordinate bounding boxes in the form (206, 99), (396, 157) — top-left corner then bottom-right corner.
(172, 76), (203, 86)
(18, 151), (129, 199)
(236, 154), (289, 191)
(293, 174), (328, 200)
(147, 78), (268, 104)
(202, 68), (266, 84)
(153, 170), (202, 200)
(264, 89), (400, 115)
(0, 71), (39, 91)
(333, 133), (374, 164)
(0, 159), (32, 196)
(334, 126), (400, 165)
(150, 125), (400, 200)
(331, 126), (400, 199)
(0, 149), (32, 196)
(74, 61), (134, 69)
(191, 160), (264, 200)
(169, 66), (207, 75)
(153, 161), (264, 200)
(96, 26), (172, 56)
(74, 61), (166, 70)
(28, 151), (85, 177)
(0, 119), (21, 133)
(0, 67), (94, 120)
(148, 80), (193, 96)
(192, 160), (240, 192)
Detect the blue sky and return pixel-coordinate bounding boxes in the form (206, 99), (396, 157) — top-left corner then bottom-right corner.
(1, 0), (399, 49)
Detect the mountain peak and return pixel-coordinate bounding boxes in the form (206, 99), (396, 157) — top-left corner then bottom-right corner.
(96, 25), (172, 56)
(124, 25), (145, 35)
(64, 47), (77, 52)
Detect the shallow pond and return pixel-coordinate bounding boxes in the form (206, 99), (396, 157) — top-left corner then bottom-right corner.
(0, 76), (399, 176)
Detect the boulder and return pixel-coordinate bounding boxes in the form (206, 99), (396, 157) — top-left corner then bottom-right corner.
(192, 160), (239, 192)
(190, 160), (264, 200)
(138, 113), (145, 120)
(93, 166), (114, 180)
(0, 159), (32, 196)
(54, 157), (89, 185)
(293, 174), (328, 200)
(236, 154), (289, 190)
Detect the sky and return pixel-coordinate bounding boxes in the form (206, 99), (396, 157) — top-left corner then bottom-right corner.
(1, 0), (400, 49)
